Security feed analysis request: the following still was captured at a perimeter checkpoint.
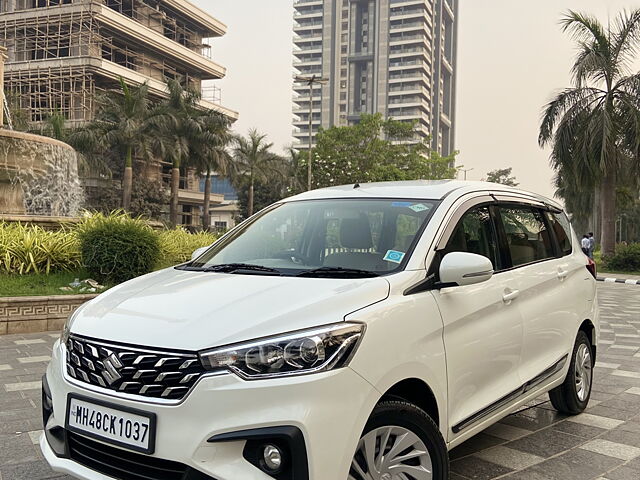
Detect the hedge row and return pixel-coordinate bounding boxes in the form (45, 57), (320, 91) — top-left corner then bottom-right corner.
(0, 212), (219, 282)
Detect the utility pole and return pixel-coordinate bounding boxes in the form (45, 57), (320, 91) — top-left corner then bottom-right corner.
(294, 74), (328, 191)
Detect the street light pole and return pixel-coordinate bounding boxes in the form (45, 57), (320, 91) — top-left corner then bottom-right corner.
(460, 167), (474, 181)
(294, 74), (327, 191)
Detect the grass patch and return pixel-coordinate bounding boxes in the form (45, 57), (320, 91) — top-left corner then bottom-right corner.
(0, 270), (114, 297)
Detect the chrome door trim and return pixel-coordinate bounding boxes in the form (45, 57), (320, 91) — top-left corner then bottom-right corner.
(451, 354), (568, 434)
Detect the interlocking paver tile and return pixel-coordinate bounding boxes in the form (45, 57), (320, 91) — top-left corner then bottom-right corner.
(603, 466), (640, 480)
(475, 445), (544, 470)
(12, 340), (45, 346)
(528, 448), (623, 479)
(16, 357), (50, 364)
(506, 429), (584, 458)
(484, 423), (532, 441)
(3, 381), (41, 392)
(552, 419), (607, 438)
(580, 439), (640, 461)
(450, 455), (514, 480)
(566, 413), (625, 429)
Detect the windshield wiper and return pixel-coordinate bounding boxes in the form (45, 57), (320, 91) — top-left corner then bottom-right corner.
(202, 263), (282, 275)
(296, 266), (379, 278)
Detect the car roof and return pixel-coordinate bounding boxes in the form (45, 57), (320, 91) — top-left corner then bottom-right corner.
(282, 180), (561, 208)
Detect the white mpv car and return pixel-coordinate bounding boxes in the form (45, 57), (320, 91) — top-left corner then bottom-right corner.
(42, 181), (598, 480)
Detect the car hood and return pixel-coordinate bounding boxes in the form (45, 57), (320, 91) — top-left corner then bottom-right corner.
(70, 268), (390, 351)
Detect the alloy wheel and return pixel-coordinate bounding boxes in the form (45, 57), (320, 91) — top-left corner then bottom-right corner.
(349, 426), (433, 480)
(574, 343), (592, 402)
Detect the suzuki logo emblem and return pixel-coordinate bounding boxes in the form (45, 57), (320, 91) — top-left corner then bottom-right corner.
(101, 353), (123, 386)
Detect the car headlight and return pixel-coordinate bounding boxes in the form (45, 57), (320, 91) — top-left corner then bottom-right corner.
(199, 322), (365, 379)
(60, 306), (83, 345)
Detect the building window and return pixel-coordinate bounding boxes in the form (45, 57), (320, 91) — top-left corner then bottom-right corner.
(214, 221), (228, 230)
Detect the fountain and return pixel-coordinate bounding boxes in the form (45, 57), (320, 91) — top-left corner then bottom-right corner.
(0, 45), (84, 218)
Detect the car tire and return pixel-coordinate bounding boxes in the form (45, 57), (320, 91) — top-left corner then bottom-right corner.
(549, 330), (593, 415)
(349, 399), (449, 480)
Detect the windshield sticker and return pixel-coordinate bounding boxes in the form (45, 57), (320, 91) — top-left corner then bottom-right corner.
(409, 203), (430, 213)
(391, 201), (413, 207)
(384, 250), (406, 264)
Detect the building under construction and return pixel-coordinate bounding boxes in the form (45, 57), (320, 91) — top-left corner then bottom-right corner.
(0, 0), (238, 226)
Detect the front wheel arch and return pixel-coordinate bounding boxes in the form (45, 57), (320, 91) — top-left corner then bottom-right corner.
(380, 377), (440, 427)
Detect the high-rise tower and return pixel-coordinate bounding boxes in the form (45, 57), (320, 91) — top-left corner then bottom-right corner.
(293, 0), (457, 155)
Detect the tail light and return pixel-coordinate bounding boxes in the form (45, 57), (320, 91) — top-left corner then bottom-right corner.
(586, 257), (597, 279)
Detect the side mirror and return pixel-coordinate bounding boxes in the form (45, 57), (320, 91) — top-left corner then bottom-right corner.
(191, 246), (210, 261)
(439, 252), (494, 287)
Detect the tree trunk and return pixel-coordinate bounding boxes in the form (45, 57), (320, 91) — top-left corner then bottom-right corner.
(170, 167), (180, 227)
(591, 186), (600, 243)
(122, 167), (133, 211)
(122, 145), (133, 210)
(202, 169), (211, 231)
(248, 178), (255, 217)
(599, 171), (616, 257)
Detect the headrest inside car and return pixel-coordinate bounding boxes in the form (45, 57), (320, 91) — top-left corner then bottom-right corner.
(340, 215), (373, 249)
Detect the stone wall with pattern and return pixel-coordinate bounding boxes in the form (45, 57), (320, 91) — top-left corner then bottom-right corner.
(0, 294), (97, 335)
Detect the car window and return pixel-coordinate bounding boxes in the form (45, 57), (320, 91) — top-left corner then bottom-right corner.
(498, 206), (555, 267)
(546, 212), (573, 257)
(443, 206), (499, 269)
(394, 213), (423, 252)
(193, 199), (437, 275)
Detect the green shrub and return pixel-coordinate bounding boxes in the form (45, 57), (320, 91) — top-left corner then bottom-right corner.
(0, 222), (81, 274)
(604, 243), (640, 272)
(77, 211), (159, 283)
(158, 228), (219, 268)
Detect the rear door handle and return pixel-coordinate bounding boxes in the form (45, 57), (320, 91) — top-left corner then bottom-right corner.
(557, 269), (569, 280)
(502, 289), (520, 303)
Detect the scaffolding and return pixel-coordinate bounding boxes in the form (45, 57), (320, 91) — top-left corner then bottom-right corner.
(0, 1), (209, 124)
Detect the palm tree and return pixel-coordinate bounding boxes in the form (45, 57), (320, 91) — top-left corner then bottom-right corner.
(232, 130), (284, 217)
(191, 112), (233, 230)
(152, 80), (203, 226)
(70, 77), (154, 210)
(539, 9), (640, 256)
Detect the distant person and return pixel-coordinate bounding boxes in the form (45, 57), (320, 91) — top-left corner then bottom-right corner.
(587, 232), (595, 259)
(581, 235), (590, 256)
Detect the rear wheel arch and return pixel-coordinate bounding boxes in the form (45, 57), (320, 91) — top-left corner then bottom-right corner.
(380, 377), (440, 427)
(579, 319), (596, 363)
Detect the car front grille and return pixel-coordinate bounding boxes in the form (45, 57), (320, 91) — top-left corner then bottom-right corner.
(66, 335), (206, 400)
(68, 433), (216, 480)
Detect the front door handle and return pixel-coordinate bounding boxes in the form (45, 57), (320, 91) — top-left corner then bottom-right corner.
(502, 289), (520, 304)
(557, 269), (569, 280)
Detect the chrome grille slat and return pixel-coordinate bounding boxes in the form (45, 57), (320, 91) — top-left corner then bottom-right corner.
(66, 336), (206, 400)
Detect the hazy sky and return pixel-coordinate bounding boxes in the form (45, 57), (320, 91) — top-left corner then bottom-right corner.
(194, 1), (640, 199)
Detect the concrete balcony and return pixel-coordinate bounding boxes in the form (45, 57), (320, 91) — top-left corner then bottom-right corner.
(294, 0), (324, 6)
(1, 3), (227, 79)
(178, 189), (224, 207)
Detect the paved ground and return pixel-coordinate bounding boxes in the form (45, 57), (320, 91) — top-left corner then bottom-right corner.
(1, 282), (639, 480)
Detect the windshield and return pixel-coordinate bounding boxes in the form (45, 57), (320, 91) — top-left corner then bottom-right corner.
(187, 198), (438, 277)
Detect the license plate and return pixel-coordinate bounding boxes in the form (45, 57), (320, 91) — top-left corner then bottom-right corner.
(66, 394), (156, 454)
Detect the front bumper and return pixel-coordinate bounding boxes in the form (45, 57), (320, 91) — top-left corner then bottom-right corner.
(41, 340), (379, 480)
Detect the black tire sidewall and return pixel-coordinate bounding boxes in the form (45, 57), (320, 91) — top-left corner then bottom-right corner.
(360, 400), (449, 480)
(567, 331), (593, 411)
